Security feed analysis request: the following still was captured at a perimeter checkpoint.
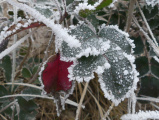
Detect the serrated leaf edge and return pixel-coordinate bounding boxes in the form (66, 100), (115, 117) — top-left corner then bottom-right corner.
(98, 52), (139, 106)
(60, 40), (110, 62)
(68, 59), (111, 82)
(98, 24), (135, 53)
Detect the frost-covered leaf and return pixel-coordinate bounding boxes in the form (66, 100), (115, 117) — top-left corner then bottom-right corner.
(98, 43), (138, 105)
(35, 6), (53, 18)
(22, 87), (41, 101)
(145, 0), (159, 7)
(0, 56), (12, 82)
(17, 97), (38, 120)
(143, 5), (159, 20)
(68, 55), (110, 82)
(66, 0), (74, 5)
(60, 24), (110, 61)
(99, 25), (134, 54)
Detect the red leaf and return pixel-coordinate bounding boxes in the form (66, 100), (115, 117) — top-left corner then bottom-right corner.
(42, 53), (73, 93)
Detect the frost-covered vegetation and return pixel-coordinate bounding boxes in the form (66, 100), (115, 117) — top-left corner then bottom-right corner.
(0, 0), (159, 120)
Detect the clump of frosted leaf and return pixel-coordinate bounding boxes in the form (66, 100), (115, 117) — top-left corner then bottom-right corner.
(63, 23), (138, 106)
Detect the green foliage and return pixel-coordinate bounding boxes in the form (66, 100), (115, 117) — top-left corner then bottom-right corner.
(0, 85), (39, 119)
(22, 67), (32, 78)
(102, 43), (134, 99)
(132, 36), (144, 55)
(138, 76), (159, 99)
(17, 97), (39, 120)
(0, 85), (9, 103)
(65, 23), (137, 105)
(135, 56), (149, 77)
(22, 87), (41, 101)
(0, 56), (12, 82)
(35, 7), (53, 18)
(95, 0), (113, 10)
(79, 0), (113, 18)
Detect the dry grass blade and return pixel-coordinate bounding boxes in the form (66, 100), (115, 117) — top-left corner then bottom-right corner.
(75, 82), (89, 120)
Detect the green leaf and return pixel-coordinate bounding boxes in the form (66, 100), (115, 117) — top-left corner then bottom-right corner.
(17, 97), (38, 120)
(143, 5), (159, 20)
(151, 57), (159, 77)
(0, 56), (12, 82)
(35, 6), (53, 18)
(22, 87), (41, 101)
(148, 15), (159, 30)
(98, 43), (137, 105)
(32, 66), (39, 75)
(96, 0), (113, 10)
(22, 68), (32, 78)
(0, 85), (9, 103)
(135, 56), (149, 76)
(138, 76), (159, 100)
(66, 0), (74, 5)
(132, 36), (144, 55)
(99, 25), (133, 54)
(87, 15), (99, 28)
(0, 101), (13, 115)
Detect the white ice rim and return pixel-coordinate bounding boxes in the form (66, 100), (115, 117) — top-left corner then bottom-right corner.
(68, 58), (111, 83)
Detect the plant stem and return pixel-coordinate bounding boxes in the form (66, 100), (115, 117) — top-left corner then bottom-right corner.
(102, 103), (115, 120)
(75, 82), (89, 120)
(132, 16), (159, 57)
(135, 0), (158, 46)
(125, 0), (136, 32)
(11, 6), (18, 92)
(0, 94), (84, 108)
(0, 100), (17, 113)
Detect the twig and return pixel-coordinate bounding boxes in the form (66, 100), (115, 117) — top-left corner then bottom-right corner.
(102, 103), (115, 120)
(0, 94), (85, 108)
(132, 16), (159, 57)
(1, 82), (42, 90)
(0, 100), (17, 113)
(150, 103), (159, 110)
(28, 32), (54, 84)
(87, 88), (104, 118)
(0, 32), (34, 59)
(75, 82), (89, 120)
(125, 0), (136, 32)
(0, 114), (8, 120)
(136, 97), (159, 102)
(11, 6), (18, 92)
(14, 38), (32, 80)
(135, 0), (158, 46)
